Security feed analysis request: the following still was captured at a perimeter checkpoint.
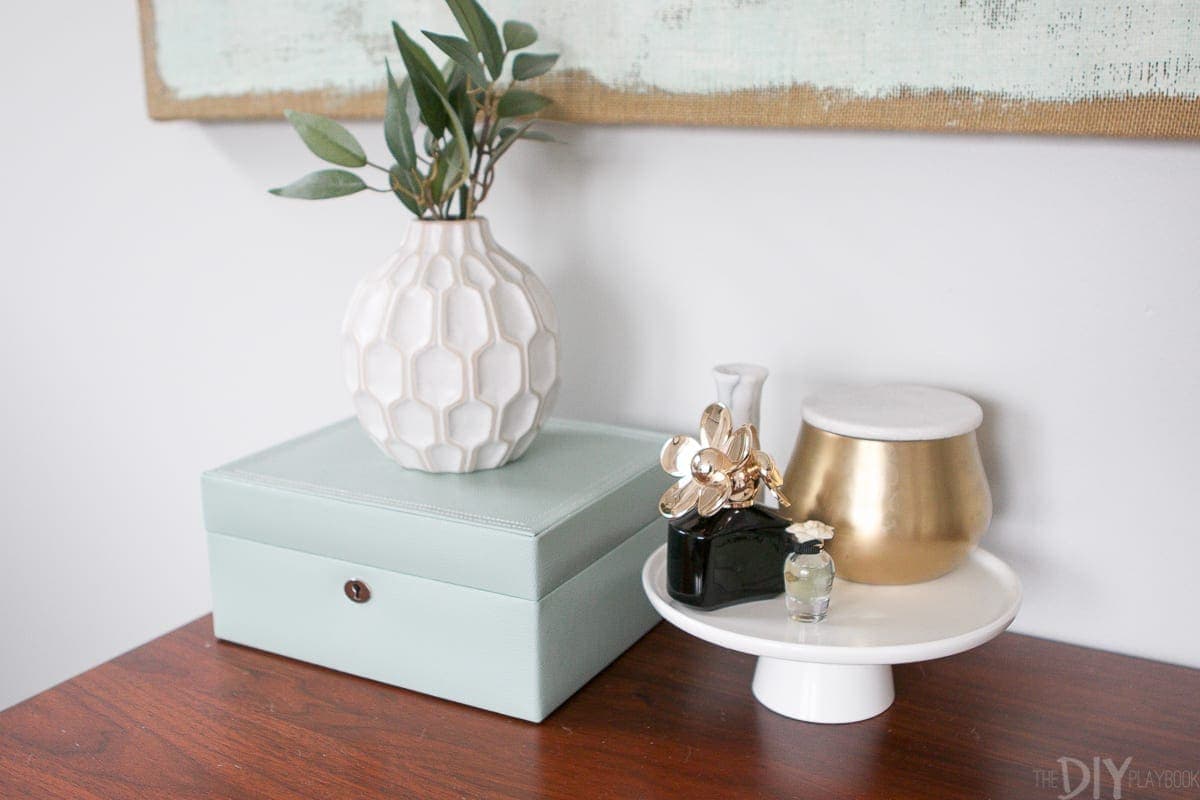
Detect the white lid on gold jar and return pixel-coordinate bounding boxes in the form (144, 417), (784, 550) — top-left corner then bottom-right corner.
(801, 384), (983, 442)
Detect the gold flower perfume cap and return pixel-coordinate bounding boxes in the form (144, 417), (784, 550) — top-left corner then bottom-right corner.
(659, 403), (789, 519)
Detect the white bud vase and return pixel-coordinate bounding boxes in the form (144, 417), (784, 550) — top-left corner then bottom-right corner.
(342, 219), (560, 473)
(713, 363), (769, 430)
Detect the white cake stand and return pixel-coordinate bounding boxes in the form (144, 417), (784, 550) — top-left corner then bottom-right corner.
(641, 545), (1021, 724)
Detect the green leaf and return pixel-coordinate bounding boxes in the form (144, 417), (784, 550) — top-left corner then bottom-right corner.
(443, 0), (504, 79)
(502, 20), (537, 50)
(442, 150), (465, 194)
(423, 31), (488, 88)
(457, 184), (469, 218)
(282, 110), (367, 168)
(511, 52), (558, 81)
(384, 60), (417, 169)
(389, 163), (421, 195)
(269, 169), (367, 199)
(474, 2), (506, 79)
(490, 121), (533, 164)
(436, 92), (472, 201)
(496, 89), (552, 117)
(519, 129), (561, 143)
(396, 192), (422, 216)
(430, 150), (448, 201)
(496, 125), (528, 139)
(445, 66), (476, 149)
(388, 164), (423, 216)
(392, 22), (449, 137)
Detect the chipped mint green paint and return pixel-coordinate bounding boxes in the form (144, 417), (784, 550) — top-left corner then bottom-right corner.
(153, 1), (1200, 102)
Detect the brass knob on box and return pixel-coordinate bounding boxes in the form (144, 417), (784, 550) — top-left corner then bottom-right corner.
(343, 579), (371, 603)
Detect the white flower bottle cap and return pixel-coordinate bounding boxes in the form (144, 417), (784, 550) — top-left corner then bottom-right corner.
(787, 520), (835, 551)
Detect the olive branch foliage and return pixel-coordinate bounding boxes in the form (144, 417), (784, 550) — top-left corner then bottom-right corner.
(270, 0), (559, 219)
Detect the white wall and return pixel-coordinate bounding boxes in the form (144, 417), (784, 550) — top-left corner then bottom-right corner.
(2, 2), (1198, 711)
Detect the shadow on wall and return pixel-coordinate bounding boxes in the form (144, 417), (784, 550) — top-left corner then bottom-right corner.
(482, 123), (650, 424)
(195, 118), (647, 425)
(766, 376), (1052, 594)
(195, 119), (1049, 594)
(973, 393), (1054, 590)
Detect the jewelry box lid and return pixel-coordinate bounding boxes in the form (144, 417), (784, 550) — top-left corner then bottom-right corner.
(802, 384), (983, 442)
(202, 418), (667, 601)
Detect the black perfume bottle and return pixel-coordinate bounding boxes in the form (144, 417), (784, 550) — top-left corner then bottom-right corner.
(658, 402), (795, 611)
(667, 505), (792, 610)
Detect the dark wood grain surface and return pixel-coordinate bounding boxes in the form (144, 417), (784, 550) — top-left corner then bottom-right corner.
(0, 618), (1196, 799)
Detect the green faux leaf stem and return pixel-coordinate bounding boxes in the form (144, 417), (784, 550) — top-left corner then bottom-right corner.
(272, 0), (557, 220)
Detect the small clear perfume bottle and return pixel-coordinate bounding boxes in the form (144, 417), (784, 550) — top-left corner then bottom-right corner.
(784, 521), (836, 622)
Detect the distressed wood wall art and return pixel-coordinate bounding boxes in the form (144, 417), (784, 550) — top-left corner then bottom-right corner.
(138, 0), (1200, 139)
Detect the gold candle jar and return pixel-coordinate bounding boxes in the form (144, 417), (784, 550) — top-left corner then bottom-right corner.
(780, 385), (991, 585)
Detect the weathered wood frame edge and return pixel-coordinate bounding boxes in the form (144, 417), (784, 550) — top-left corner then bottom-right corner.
(138, 0), (1200, 139)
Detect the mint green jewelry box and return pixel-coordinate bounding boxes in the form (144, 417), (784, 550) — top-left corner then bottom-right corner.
(201, 418), (667, 722)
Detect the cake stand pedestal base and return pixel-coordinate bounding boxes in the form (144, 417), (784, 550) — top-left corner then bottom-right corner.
(751, 658), (894, 723)
(641, 545), (1022, 726)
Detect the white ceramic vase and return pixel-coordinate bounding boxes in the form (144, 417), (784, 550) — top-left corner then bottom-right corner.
(713, 363), (768, 430)
(341, 219), (560, 473)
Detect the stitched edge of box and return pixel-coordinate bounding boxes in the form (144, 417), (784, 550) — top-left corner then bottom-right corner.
(205, 418), (665, 534)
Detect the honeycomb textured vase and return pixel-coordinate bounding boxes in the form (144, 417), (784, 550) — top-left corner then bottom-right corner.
(342, 219), (560, 473)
